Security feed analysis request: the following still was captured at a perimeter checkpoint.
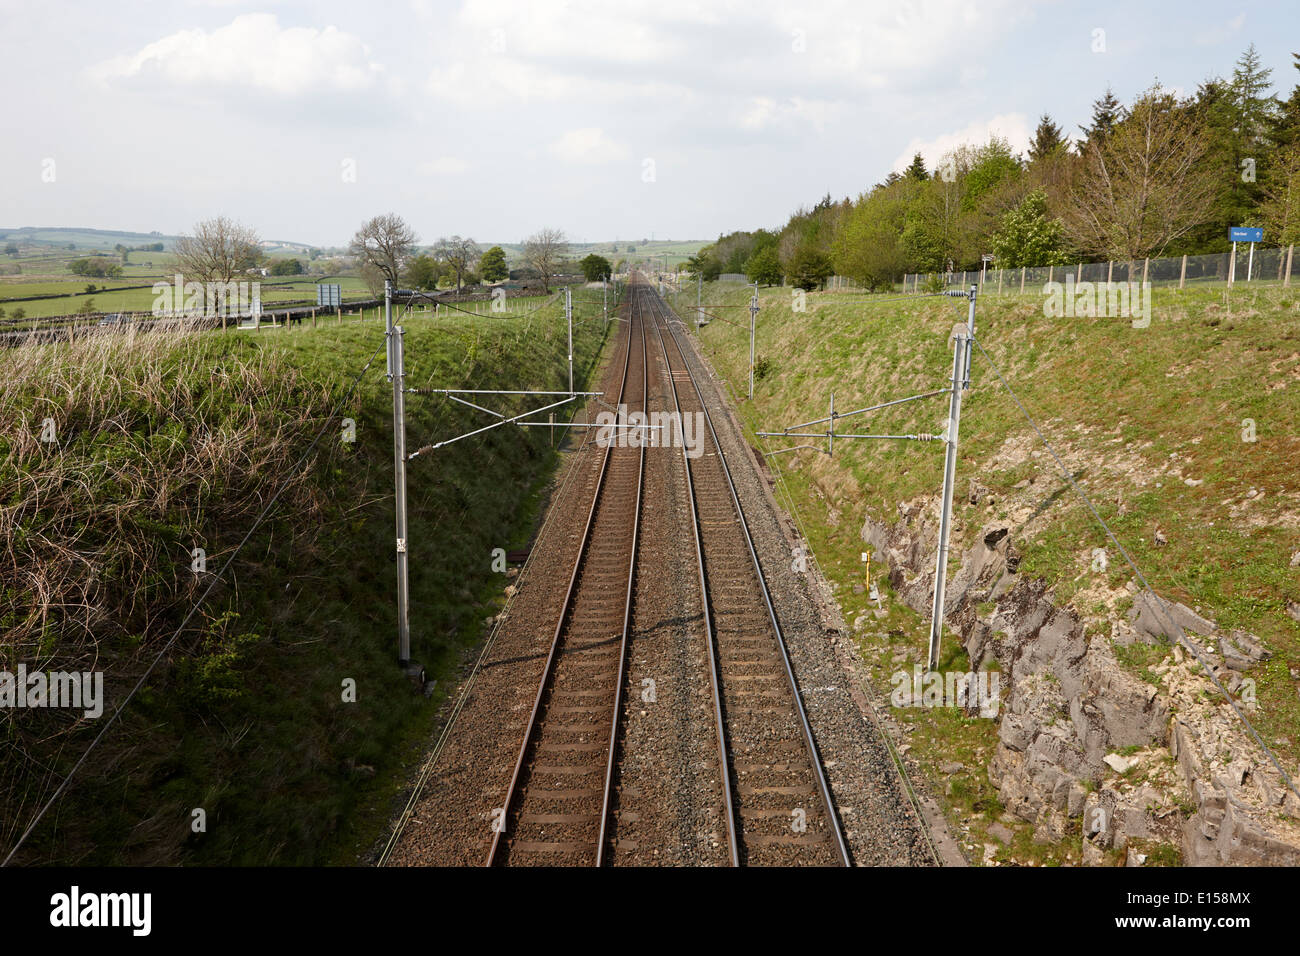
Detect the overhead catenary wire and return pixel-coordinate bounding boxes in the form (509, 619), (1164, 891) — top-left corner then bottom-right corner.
(2, 331), (391, 868)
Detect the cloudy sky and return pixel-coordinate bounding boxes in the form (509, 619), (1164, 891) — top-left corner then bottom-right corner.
(1, 0), (1296, 246)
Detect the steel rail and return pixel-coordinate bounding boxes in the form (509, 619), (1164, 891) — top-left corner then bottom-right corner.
(641, 278), (741, 867)
(595, 292), (648, 865)
(485, 287), (645, 867)
(646, 278), (851, 867)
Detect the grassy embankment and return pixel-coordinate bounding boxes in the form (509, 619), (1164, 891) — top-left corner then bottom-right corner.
(679, 279), (1300, 865)
(0, 289), (617, 864)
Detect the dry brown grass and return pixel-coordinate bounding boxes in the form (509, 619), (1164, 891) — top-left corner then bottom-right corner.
(0, 322), (333, 846)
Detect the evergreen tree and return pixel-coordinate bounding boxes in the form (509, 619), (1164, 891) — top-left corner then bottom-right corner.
(1028, 114), (1066, 161)
(1270, 52), (1300, 147)
(904, 152), (929, 180)
(1230, 42), (1277, 148)
(1078, 86), (1122, 152)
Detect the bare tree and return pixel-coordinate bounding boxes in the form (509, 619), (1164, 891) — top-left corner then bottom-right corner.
(349, 213), (418, 290)
(523, 227), (568, 293)
(174, 217), (262, 326)
(175, 217), (261, 284)
(1062, 85), (1219, 260)
(434, 236), (478, 294)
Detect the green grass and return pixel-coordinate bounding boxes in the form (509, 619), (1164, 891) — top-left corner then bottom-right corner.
(1, 289), (618, 865)
(682, 278), (1300, 864)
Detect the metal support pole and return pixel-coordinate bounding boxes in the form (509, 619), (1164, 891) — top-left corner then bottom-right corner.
(603, 277), (608, 325)
(392, 323), (411, 667)
(1247, 243), (1254, 282)
(749, 285), (758, 400)
(697, 271), (702, 330)
(927, 329), (967, 671)
(384, 279), (393, 378)
(1229, 242), (1237, 285)
(566, 286), (573, 394)
(963, 283), (976, 386)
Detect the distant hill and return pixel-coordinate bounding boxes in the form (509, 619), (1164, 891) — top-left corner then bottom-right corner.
(0, 226), (710, 263)
(0, 226), (179, 251)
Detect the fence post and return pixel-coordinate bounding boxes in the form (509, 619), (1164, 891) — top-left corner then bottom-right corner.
(1107, 261), (1113, 286)
(1047, 264), (1053, 285)
(1142, 258), (1150, 286)
(997, 268), (1003, 295)
(1019, 266), (1025, 294)
(1077, 262), (1083, 284)
(1287, 245), (1294, 287)
(1179, 255), (1187, 289)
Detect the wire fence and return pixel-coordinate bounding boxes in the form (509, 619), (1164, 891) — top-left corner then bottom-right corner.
(901, 244), (1298, 294)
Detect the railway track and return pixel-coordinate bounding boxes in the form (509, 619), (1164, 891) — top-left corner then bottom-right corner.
(641, 279), (851, 866)
(390, 273), (855, 866)
(484, 285), (650, 866)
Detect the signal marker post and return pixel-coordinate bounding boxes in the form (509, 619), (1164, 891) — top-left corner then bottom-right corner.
(749, 283), (759, 399)
(697, 271), (702, 330)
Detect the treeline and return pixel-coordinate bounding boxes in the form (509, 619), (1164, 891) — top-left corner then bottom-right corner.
(690, 44), (1300, 290)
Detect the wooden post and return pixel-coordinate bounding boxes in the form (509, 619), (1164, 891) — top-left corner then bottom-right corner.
(1107, 260), (1113, 286)
(1019, 266), (1026, 294)
(312, 308), (317, 329)
(1047, 264), (1053, 285)
(1142, 258), (1150, 286)
(997, 268), (1003, 295)
(337, 306), (342, 325)
(1286, 245), (1294, 287)
(1179, 255), (1187, 289)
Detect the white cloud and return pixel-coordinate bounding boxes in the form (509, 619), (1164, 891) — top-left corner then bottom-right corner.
(454, 0), (703, 63)
(891, 113), (1034, 173)
(547, 127), (630, 164)
(735, 95), (842, 134)
(91, 13), (386, 96)
(419, 157), (470, 175)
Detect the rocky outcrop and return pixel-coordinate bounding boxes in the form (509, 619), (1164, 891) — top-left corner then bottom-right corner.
(862, 496), (1300, 865)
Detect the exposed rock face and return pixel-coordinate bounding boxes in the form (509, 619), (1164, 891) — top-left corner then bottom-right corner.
(862, 497), (1300, 865)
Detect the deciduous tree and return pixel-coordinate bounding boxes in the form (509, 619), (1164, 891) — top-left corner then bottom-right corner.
(349, 213), (417, 288)
(1062, 84), (1218, 259)
(523, 228), (567, 293)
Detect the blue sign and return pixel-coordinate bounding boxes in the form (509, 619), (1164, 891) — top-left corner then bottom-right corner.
(1229, 227), (1263, 243)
